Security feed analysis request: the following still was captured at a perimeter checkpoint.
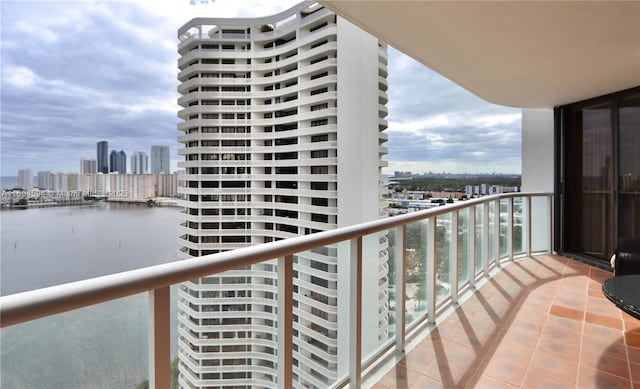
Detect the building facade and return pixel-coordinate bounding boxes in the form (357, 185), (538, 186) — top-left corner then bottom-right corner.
(97, 141), (109, 174)
(80, 158), (97, 174)
(151, 145), (171, 174)
(109, 150), (127, 173)
(176, 2), (390, 387)
(18, 168), (33, 190)
(131, 151), (149, 174)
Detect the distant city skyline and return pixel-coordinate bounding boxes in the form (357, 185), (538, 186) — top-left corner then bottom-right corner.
(0, 1), (521, 176)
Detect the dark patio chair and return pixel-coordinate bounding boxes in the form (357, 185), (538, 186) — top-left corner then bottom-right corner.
(611, 237), (640, 276)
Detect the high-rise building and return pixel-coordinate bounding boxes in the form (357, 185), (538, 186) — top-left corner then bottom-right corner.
(18, 168), (33, 190)
(176, 2), (389, 387)
(109, 150), (127, 173)
(97, 141), (109, 174)
(150, 146), (170, 174)
(130, 151), (149, 174)
(36, 171), (54, 190)
(80, 158), (97, 174)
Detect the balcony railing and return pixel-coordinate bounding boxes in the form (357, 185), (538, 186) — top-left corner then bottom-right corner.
(0, 192), (552, 388)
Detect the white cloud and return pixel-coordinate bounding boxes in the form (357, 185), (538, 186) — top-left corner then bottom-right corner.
(4, 66), (38, 87)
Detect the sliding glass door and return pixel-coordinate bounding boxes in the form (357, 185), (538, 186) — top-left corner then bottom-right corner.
(560, 87), (639, 261)
(619, 92), (640, 239)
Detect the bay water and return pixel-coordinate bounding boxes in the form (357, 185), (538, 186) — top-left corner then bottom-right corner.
(1, 202), (181, 388)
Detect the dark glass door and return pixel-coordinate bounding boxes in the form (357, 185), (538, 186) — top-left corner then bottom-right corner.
(618, 93), (640, 239)
(561, 87), (640, 262)
(564, 102), (614, 259)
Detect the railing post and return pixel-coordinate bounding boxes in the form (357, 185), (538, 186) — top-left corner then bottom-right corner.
(526, 195), (532, 257)
(349, 237), (362, 388)
(507, 197), (513, 261)
(277, 255), (293, 389)
(394, 226), (406, 353)
(483, 202), (490, 277)
(449, 210), (459, 304)
(426, 218), (436, 324)
(548, 195), (553, 254)
(468, 206), (476, 289)
(493, 199), (500, 266)
(149, 286), (171, 389)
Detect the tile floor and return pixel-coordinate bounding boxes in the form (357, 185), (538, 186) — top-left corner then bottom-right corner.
(371, 254), (639, 388)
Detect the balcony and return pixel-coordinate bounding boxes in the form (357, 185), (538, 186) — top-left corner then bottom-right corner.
(2, 192), (637, 388)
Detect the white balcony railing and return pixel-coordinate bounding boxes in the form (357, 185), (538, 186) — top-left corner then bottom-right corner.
(0, 192), (553, 388)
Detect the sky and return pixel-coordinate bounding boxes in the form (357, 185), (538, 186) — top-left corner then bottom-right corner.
(0, 0), (522, 177)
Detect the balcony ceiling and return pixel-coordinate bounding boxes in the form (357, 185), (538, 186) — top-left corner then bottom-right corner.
(321, 1), (640, 108)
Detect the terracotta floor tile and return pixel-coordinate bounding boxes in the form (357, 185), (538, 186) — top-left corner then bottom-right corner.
(529, 350), (577, 383)
(630, 362), (640, 384)
(580, 348), (632, 379)
(370, 256), (638, 388)
(628, 346), (640, 364)
(488, 342), (534, 368)
(583, 322), (624, 341)
(468, 373), (518, 388)
(581, 334), (628, 361)
(436, 340), (483, 367)
(577, 364), (632, 389)
(549, 304), (584, 321)
(540, 325), (582, 346)
(585, 312), (624, 330)
(622, 313), (640, 329)
(409, 373), (444, 388)
(480, 355), (527, 386)
(625, 331), (640, 348)
(422, 358), (473, 387)
(587, 297), (624, 318)
(377, 364), (422, 388)
(398, 346), (437, 370)
(522, 369), (575, 389)
(537, 336), (580, 360)
(587, 287), (605, 299)
(545, 314), (584, 332)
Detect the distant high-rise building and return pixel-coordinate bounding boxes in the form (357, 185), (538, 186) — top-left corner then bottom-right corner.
(97, 141), (109, 174)
(150, 146), (170, 174)
(37, 171), (54, 190)
(130, 151), (149, 174)
(176, 2), (390, 387)
(18, 168), (33, 190)
(80, 158), (97, 174)
(109, 150), (127, 173)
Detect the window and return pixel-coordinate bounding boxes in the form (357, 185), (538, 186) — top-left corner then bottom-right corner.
(311, 150), (328, 158)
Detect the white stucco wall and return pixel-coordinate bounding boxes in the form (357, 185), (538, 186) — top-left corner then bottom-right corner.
(522, 108), (555, 193)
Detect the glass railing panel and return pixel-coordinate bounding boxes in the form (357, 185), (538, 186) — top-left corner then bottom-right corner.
(457, 207), (470, 287)
(384, 228), (398, 341)
(531, 195), (551, 252)
(178, 262), (279, 388)
(513, 197), (524, 254)
(1, 294), (150, 388)
(436, 213), (452, 306)
(294, 244), (340, 389)
(361, 230), (395, 373)
(499, 199), (509, 259)
(488, 201), (497, 265)
(405, 220), (428, 325)
(474, 204), (485, 276)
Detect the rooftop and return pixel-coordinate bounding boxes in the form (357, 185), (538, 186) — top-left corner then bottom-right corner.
(371, 254), (640, 388)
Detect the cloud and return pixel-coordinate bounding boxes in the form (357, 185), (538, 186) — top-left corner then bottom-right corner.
(0, 1), (522, 176)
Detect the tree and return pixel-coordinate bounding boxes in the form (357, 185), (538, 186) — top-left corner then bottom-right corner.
(136, 357), (179, 389)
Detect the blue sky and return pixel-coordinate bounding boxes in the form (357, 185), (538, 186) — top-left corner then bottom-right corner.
(0, 0), (522, 177)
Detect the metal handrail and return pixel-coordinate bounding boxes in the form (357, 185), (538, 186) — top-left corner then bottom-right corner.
(0, 192), (549, 327)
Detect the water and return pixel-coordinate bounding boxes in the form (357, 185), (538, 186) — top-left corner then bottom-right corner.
(0, 202), (181, 388)
(1, 176), (19, 190)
